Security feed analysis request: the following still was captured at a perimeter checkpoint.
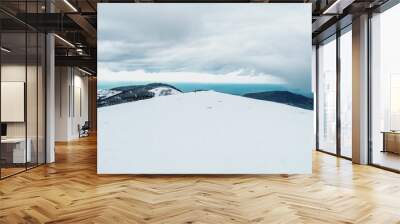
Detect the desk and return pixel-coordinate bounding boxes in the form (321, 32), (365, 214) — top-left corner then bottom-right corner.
(1, 138), (31, 163)
(382, 131), (400, 154)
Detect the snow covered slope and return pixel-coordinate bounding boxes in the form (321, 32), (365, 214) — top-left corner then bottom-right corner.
(97, 89), (121, 100)
(98, 91), (313, 174)
(149, 87), (181, 97)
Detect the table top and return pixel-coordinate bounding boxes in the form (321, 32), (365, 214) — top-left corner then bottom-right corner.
(381, 131), (400, 134)
(1, 138), (28, 143)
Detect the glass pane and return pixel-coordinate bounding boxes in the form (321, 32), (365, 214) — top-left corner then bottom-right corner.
(0, 1), (46, 178)
(38, 33), (45, 165)
(318, 37), (337, 154)
(27, 31), (38, 169)
(340, 29), (352, 158)
(1, 31), (27, 177)
(371, 4), (400, 171)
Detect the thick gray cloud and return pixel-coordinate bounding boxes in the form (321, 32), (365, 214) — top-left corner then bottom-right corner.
(98, 4), (311, 92)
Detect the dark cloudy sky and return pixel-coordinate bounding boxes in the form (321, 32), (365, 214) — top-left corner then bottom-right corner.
(98, 4), (311, 93)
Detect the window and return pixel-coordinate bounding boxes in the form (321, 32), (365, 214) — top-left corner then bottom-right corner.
(339, 28), (352, 158)
(318, 36), (337, 154)
(0, 2), (46, 179)
(370, 3), (400, 171)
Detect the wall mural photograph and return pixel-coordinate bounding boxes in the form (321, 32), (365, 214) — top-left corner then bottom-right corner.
(97, 3), (313, 174)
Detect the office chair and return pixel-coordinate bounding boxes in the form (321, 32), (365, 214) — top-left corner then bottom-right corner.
(79, 121), (90, 138)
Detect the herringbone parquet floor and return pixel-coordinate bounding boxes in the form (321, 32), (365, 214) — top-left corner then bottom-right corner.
(1, 135), (400, 224)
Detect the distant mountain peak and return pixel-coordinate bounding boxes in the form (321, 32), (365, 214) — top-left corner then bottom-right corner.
(98, 83), (182, 107)
(243, 91), (313, 110)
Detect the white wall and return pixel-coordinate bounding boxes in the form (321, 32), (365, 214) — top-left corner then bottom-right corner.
(72, 73), (89, 138)
(55, 66), (69, 141)
(55, 67), (89, 141)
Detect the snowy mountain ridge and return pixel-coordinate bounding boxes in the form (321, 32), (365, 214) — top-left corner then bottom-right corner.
(149, 87), (181, 97)
(97, 83), (182, 107)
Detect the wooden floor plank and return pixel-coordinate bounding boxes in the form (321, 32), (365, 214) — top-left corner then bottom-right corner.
(1, 135), (400, 223)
